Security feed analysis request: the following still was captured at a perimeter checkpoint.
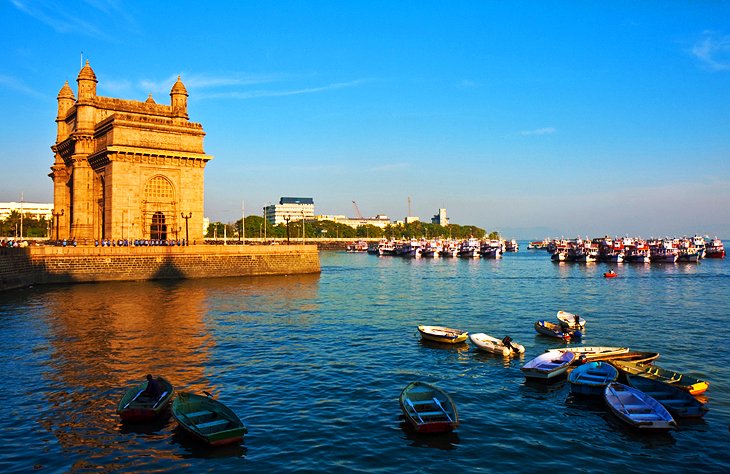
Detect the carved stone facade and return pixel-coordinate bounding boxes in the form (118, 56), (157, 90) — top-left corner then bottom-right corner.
(50, 61), (212, 242)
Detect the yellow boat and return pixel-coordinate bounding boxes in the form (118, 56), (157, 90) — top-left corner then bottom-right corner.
(417, 325), (468, 344)
(611, 360), (709, 395)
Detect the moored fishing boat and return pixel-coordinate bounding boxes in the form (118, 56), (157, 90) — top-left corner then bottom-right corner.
(568, 361), (619, 396)
(346, 240), (369, 252)
(469, 333), (525, 356)
(534, 320), (581, 340)
(117, 375), (175, 422)
(417, 325), (468, 344)
(521, 351), (576, 380)
(457, 238), (480, 258)
(556, 310), (586, 330)
(626, 374), (708, 418)
(611, 360), (709, 395)
(172, 392), (247, 446)
(604, 382), (677, 431)
(705, 237), (725, 258)
(399, 381), (459, 434)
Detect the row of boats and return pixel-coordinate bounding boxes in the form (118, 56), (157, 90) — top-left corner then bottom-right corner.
(116, 378), (247, 446)
(412, 318), (710, 433)
(538, 235), (726, 263)
(348, 238), (520, 258)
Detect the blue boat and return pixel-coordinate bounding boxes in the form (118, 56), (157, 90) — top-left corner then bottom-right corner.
(604, 382), (677, 431)
(534, 320), (581, 341)
(568, 361), (618, 396)
(626, 374), (708, 418)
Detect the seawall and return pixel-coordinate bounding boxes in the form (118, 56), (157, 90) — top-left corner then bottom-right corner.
(0, 244), (320, 291)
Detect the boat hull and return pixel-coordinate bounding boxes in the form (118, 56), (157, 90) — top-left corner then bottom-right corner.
(521, 351), (576, 380)
(117, 376), (175, 422)
(399, 381), (459, 434)
(626, 374), (708, 418)
(172, 392), (247, 446)
(568, 362), (619, 396)
(612, 361), (709, 395)
(418, 325), (468, 344)
(604, 383), (677, 431)
(469, 333), (524, 356)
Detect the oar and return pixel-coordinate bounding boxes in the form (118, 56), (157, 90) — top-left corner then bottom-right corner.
(405, 399), (425, 424)
(431, 397), (453, 422)
(152, 391), (168, 409)
(123, 389), (145, 409)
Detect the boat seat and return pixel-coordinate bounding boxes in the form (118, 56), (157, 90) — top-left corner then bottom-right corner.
(410, 399), (436, 407)
(197, 419), (229, 431)
(417, 411), (446, 417)
(186, 410), (213, 421)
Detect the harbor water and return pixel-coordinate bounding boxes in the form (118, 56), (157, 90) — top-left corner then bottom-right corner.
(0, 246), (728, 473)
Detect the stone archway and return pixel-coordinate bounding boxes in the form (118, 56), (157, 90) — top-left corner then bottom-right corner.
(143, 175), (176, 239)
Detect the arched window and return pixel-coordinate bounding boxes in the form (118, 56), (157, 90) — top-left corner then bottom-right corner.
(151, 211), (167, 240)
(144, 176), (175, 240)
(145, 176), (175, 203)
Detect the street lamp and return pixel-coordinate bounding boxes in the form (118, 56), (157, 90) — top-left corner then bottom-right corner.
(283, 215), (291, 244)
(181, 212), (192, 245)
(52, 209), (64, 242)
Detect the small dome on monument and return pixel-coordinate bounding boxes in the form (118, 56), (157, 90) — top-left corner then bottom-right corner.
(57, 81), (75, 100)
(170, 75), (188, 95)
(145, 93), (156, 104)
(77, 60), (97, 82)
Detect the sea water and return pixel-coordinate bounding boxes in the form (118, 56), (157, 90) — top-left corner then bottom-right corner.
(0, 247), (728, 473)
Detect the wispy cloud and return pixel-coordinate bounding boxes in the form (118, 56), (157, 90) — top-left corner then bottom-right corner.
(10, 0), (109, 39)
(520, 127), (556, 136)
(0, 74), (46, 99)
(691, 31), (730, 71)
(196, 79), (367, 100)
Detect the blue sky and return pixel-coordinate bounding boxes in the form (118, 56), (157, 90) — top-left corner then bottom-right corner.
(1, 1), (729, 239)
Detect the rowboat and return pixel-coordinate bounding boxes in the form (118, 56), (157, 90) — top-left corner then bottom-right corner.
(399, 381), (459, 434)
(534, 320), (581, 340)
(611, 360), (709, 395)
(172, 392), (247, 446)
(604, 382), (677, 430)
(603, 271), (617, 278)
(547, 346), (629, 364)
(556, 310), (586, 329)
(417, 325), (468, 344)
(626, 374), (708, 418)
(469, 333), (525, 356)
(117, 375), (175, 422)
(521, 350), (576, 380)
(568, 361), (619, 396)
(601, 351), (660, 364)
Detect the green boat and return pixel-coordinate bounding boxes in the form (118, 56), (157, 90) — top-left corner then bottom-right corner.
(117, 375), (175, 422)
(172, 392), (247, 446)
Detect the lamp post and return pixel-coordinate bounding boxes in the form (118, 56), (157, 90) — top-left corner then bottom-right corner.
(181, 212), (192, 245)
(52, 209), (64, 242)
(284, 215), (291, 244)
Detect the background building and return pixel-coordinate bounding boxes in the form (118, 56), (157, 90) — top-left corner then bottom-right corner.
(431, 208), (449, 226)
(264, 197), (315, 225)
(50, 61), (212, 242)
(314, 214), (391, 229)
(0, 202), (53, 221)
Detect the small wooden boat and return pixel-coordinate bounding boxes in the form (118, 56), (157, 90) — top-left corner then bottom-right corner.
(611, 360), (709, 395)
(568, 361), (619, 396)
(604, 382), (677, 430)
(603, 271), (617, 278)
(548, 346), (629, 364)
(417, 325), (468, 344)
(626, 374), (708, 418)
(469, 333), (525, 356)
(534, 320), (581, 340)
(117, 375), (175, 422)
(556, 310), (586, 329)
(399, 381), (459, 434)
(602, 351), (660, 364)
(172, 392), (247, 446)
(521, 350), (576, 380)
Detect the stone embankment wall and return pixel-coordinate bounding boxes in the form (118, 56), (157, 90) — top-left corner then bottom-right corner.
(0, 245), (320, 291)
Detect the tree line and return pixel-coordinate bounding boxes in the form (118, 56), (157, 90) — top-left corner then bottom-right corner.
(0, 211), (49, 238)
(206, 215), (499, 240)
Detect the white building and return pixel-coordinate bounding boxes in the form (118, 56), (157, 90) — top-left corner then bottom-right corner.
(315, 214), (391, 229)
(0, 202), (53, 221)
(264, 197), (315, 225)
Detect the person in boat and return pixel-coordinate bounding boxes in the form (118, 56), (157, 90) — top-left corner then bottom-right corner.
(573, 313), (581, 328)
(143, 374), (162, 399)
(501, 336), (515, 352)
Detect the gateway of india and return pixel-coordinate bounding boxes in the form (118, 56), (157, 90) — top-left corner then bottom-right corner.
(50, 61), (211, 243)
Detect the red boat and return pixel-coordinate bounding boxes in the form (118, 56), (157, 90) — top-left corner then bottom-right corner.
(604, 271), (617, 278)
(705, 238), (725, 258)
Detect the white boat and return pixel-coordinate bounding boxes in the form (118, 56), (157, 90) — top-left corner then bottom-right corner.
(457, 238), (480, 258)
(546, 346), (629, 364)
(604, 382), (677, 431)
(469, 333), (524, 356)
(556, 310), (586, 330)
(521, 351), (576, 380)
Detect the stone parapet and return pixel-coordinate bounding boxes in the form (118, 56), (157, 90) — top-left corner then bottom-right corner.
(0, 245), (320, 291)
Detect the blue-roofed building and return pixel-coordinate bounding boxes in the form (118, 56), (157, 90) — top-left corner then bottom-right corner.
(264, 197), (315, 225)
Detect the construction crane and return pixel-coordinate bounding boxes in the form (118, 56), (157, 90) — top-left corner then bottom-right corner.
(352, 201), (366, 224)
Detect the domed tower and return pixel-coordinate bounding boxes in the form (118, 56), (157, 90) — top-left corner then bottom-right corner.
(170, 76), (189, 119)
(76, 60), (97, 100)
(56, 81), (75, 142)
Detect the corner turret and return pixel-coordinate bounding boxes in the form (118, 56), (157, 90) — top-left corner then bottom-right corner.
(170, 75), (188, 119)
(77, 60), (97, 100)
